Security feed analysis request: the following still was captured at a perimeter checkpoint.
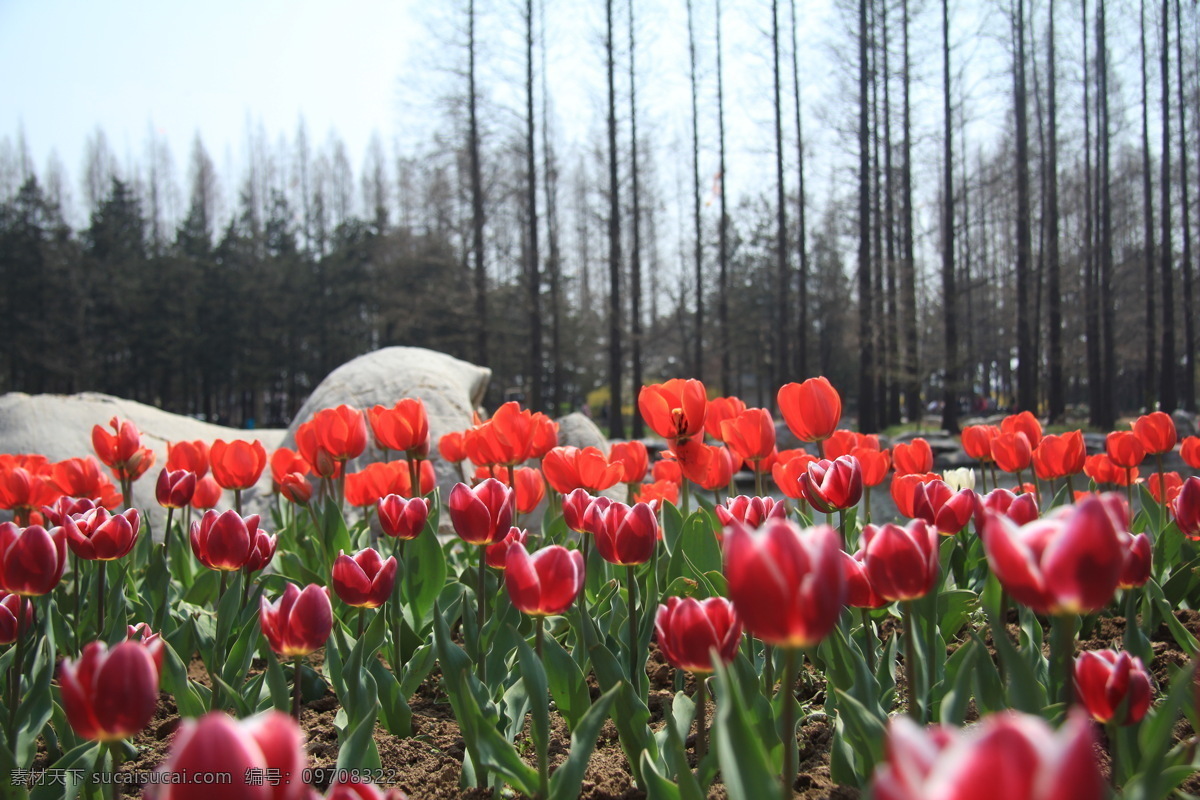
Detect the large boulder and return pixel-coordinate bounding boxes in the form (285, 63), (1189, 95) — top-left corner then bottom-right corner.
(280, 347), (492, 501)
(0, 391), (284, 527)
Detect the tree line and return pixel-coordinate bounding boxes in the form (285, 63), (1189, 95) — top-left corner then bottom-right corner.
(1, 0), (1198, 433)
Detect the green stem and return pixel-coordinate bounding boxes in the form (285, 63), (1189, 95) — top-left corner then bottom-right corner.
(860, 608), (876, 675)
(682, 479), (691, 516)
(409, 457), (421, 499)
(627, 564), (640, 694)
(234, 487), (242, 515)
(780, 647), (799, 800)
(865, 486), (872, 523)
(164, 506), (174, 562)
(694, 673), (708, 764)
(8, 597), (25, 743)
(109, 741), (123, 800)
(292, 656), (303, 719)
(754, 468), (764, 498)
(837, 509), (847, 550)
(1051, 613), (1078, 708)
(536, 616), (545, 659)
(1126, 469), (1134, 510)
(1155, 453), (1167, 522)
(903, 600), (921, 720)
(97, 560), (106, 635)
(478, 550), (488, 686)
(578, 537), (591, 615)
(357, 607), (365, 639)
(1107, 721), (1119, 789)
(392, 537), (406, 669)
(763, 643), (775, 696)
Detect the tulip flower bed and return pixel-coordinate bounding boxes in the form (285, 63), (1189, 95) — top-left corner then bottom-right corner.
(0, 378), (1199, 800)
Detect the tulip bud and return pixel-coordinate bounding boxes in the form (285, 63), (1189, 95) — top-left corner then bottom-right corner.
(654, 596), (742, 675)
(485, 527), (528, 570)
(448, 479), (514, 546)
(723, 520), (845, 648)
(801, 456), (864, 513)
(715, 495), (787, 529)
(278, 473), (313, 505)
(777, 377), (842, 443)
(1172, 476), (1200, 540)
(64, 507), (141, 561)
(1074, 649), (1153, 725)
(127, 622), (166, 675)
(210, 439), (268, 491)
(1132, 411), (1177, 455)
(244, 529), (278, 573)
(862, 520), (940, 602)
(260, 583), (333, 657)
(377, 494), (429, 541)
(190, 509), (260, 571)
(893, 439), (934, 476)
(561, 488), (597, 533)
(190, 475), (224, 510)
(1105, 431), (1146, 470)
(0, 522), (67, 596)
(504, 543), (585, 616)
(0, 592), (33, 644)
(841, 550), (887, 609)
(593, 501), (659, 566)
(59, 640), (160, 742)
(156, 468), (197, 509)
(1118, 532), (1152, 589)
(332, 548), (398, 609)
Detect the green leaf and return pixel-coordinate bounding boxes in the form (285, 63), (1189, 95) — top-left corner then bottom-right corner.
(370, 658), (412, 737)
(259, 640), (290, 714)
(983, 607), (1045, 714)
(543, 631), (590, 732)
(452, 668), (539, 796)
(334, 669), (382, 772)
(934, 637), (978, 725)
(402, 522), (448, 630)
(711, 658), (779, 800)
(1145, 578), (1199, 656)
(30, 740), (101, 800)
(638, 752), (683, 800)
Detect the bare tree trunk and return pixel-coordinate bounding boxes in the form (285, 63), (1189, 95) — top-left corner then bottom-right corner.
(790, 0), (809, 380)
(773, 0), (790, 391)
(902, 0), (920, 423)
(1014, 0), (1035, 414)
(688, 0), (705, 382)
(540, 0), (564, 416)
(606, 0), (625, 438)
(629, 0), (644, 435)
(1141, 0), (1158, 412)
(1159, 0), (1176, 412)
(718, 0), (732, 392)
(942, 0), (959, 432)
(1047, 0), (1064, 421)
(871, 0), (886, 420)
(468, 0), (487, 370)
(1176, 0), (1195, 410)
(524, 0), (542, 411)
(859, 0), (876, 432)
(883, 0), (900, 426)
(1083, 0), (1103, 426)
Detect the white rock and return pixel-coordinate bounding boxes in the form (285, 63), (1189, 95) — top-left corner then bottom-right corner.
(0, 391), (284, 530)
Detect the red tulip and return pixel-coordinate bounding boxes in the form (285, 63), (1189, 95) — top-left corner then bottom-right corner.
(487, 402), (539, 465)
(1181, 435), (1200, 469)
(1032, 431), (1086, 481)
(542, 446), (623, 494)
(871, 710), (1103, 800)
(777, 377), (842, 444)
(1084, 452), (1134, 485)
(296, 418), (339, 479)
(579, 496), (615, 535)
(823, 429), (859, 460)
(512, 466), (546, 514)
(332, 548), (398, 609)
(369, 398), (431, 458)
(715, 495), (786, 529)
(345, 462), (404, 508)
(1074, 649), (1152, 725)
(639, 379), (708, 443)
(981, 494), (1125, 615)
(1001, 411), (1044, 449)
(0, 523), (66, 596)
(244, 529), (278, 574)
(211, 439), (268, 491)
(890, 472), (942, 519)
(530, 412), (560, 459)
(64, 507), (140, 561)
(0, 592), (32, 644)
(892, 438), (934, 476)
(311, 405), (369, 463)
(156, 468), (196, 509)
(91, 417), (144, 470)
(961, 424), (1000, 463)
(189, 509), (262, 571)
(260, 583), (333, 657)
(40, 496), (97, 528)
(1132, 410), (1177, 455)
(59, 640), (159, 742)
(49, 457), (122, 509)
(278, 473), (313, 505)
(438, 431), (468, 464)
(325, 780), (410, 800)
(1148, 471), (1183, 505)
(1118, 531), (1152, 589)
(918, 484), (974, 535)
(771, 449), (819, 500)
(654, 596), (742, 675)
(560, 488), (597, 533)
(1172, 476), (1200, 539)
(592, 501), (659, 565)
(270, 447), (310, 488)
(190, 475), (223, 509)
(1105, 431), (1146, 470)
(377, 495), (430, 540)
(723, 519), (845, 648)
(853, 447), (891, 488)
(973, 488), (1039, 529)
(862, 520), (940, 601)
(504, 543), (585, 616)
(609, 441), (650, 484)
(720, 408), (776, 466)
(126, 622), (166, 674)
(652, 457), (684, 486)
(841, 550), (888, 609)
(801, 456), (864, 513)
(167, 440), (210, 478)
(449, 478), (514, 546)
(704, 396), (747, 442)
(0, 462), (62, 519)
(634, 480), (679, 507)
(990, 431), (1032, 474)
(683, 443), (736, 492)
(485, 527), (528, 569)
(147, 710), (307, 800)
